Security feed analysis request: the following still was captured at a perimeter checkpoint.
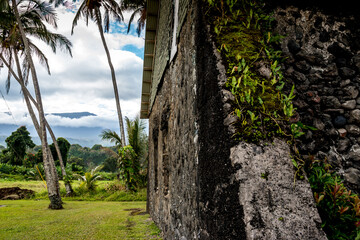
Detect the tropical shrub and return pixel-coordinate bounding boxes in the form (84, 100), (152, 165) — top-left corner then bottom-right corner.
(306, 158), (360, 239)
(118, 146), (140, 192)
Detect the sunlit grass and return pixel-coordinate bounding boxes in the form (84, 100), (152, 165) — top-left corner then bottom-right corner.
(0, 200), (161, 240)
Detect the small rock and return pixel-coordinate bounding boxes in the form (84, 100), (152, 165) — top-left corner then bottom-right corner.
(325, 109), (345, 114)
(313, 118), (325, 131)
(223, 103), (232, 114)
(258, 65), (272, 79)
(2, 194), (20, 200)
(347, 145), (360, 162)
(338, 128), (347, 138)
(344, 86), (359, 99)
(337, 138), (350, 152)
(293, 99), (308, 109)
(327, 147), (343, 167)
(312, 95), (321, 103)
(339, 67), (356, 78)
(328, 128), (338, 138)
(224, 114), (238, 126)
(287, 40), (301, 54)
(340, 79), (351, 87)
(342, 100), (357, 109)
(346, 125), (360, 135)
(323, 96), (341, 108)
(344, 168), (360, 185)
(222, 89), (235, 103)
(333, 116), (347, 127)
(357, 97), (360, 105)
(323, 63), (338, 77)
(350, 109), (360, 124)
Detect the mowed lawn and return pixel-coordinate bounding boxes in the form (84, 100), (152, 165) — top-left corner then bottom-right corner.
(0, 200), (161, 240)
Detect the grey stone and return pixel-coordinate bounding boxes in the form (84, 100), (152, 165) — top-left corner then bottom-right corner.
(344, 168), (360, 185)
(342, 100), (356, 109)
(350, 109), (360, 124)
(337, 138), (350, 153)
(338, 128), (347, 138)
(2, 194), (20, 200)
(258, 65), (272, 79)
(323, 96), (341, 108)
(333, 116), (347, 127)
(322, 63), (338, 77)
(344, 86), (359, 99)
(327, 147), (344, 166)
(222, 89), (235, 103)
(340, 79), (351, 87)
(313, 118), (325, 131)
(347, 144), (360, 162)
(346, 125), (360, 135)
(230, 139), (326, 240)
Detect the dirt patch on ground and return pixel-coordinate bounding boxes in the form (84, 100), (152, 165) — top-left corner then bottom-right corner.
(0, 187), (35, 200)
(124, 208), (147, 216)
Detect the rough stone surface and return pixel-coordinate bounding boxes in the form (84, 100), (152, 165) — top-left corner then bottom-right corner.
(273, 5), (360, 193)
(231, 139), (326, 240)
(147, 0), (359, 239)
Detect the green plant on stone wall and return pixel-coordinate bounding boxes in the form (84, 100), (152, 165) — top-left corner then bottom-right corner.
(206, 0), (299, 143)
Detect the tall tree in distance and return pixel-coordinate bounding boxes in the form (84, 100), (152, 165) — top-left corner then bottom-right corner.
(5, 126), (35, 165)
(71, 0), (126, 147)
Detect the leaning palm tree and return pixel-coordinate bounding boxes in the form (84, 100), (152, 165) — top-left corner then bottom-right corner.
(71, 0), (126, 147)
(0, 0), (72, 208)
(100, 129), (122, 150)
(121, 0), (146, 37)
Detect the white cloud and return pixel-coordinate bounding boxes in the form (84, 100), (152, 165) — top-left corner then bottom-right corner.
(0, 4), (145, 134)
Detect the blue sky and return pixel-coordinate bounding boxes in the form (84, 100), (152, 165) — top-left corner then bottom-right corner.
(0, 2), (146, 146)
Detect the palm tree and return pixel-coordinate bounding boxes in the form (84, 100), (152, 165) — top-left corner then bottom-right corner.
(0, 0), (72, 208)
(121, 0), (146, 37)
(125, 115), (146, 160)
(0, 0), (74, 196)
(71, 0), (126, 147)
(100, 129), (122, 150)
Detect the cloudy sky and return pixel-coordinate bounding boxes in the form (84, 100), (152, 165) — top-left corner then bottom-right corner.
(0, 2), (146, 144)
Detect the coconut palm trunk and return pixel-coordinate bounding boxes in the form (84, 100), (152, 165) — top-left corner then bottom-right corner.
(11, 0), (62, 209)
(13, 51), (73, 196)
(94, 8), (126, 147)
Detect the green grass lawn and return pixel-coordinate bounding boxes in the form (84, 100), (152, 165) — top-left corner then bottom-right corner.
(0, 200), (161, 240)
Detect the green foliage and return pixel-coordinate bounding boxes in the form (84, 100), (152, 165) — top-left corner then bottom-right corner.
(206, 0), (301, 142)
(49, 137), (71, 167)
(0, 163), (37, 180)
(68, 144), (116, 170)
(4, 126), (35, 165)
(102, 156), (118, 172)
(119, 146), (140, 192)
(306, 158), (360, 239)
(76, 166), (102, 191)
